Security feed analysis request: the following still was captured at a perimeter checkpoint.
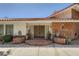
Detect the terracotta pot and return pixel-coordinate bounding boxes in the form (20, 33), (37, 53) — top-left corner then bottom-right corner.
(54, 38), (66, 44)
(12, 36), (25, 44)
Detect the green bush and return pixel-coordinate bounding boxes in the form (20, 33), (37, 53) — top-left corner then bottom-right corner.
(3, 35), (13, 43)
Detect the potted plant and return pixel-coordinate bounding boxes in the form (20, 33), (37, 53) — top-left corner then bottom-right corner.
(65, 33), (72, 45)
(3, 35), (13, 43)
(47, 31), (51, 40)
(26, 29), (31, 40)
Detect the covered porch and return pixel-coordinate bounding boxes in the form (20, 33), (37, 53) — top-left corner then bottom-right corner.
(0, 20), (53, 45)
(26, 21), (52, 39)
(0, 20), (79, 45)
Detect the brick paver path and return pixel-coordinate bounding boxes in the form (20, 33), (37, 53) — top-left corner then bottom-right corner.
(25, 38), (52, 46)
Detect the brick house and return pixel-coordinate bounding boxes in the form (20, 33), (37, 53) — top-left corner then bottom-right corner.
(0, 3), (79, 44)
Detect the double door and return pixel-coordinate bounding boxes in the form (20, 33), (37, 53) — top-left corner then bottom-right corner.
(34, 25), (45, 38)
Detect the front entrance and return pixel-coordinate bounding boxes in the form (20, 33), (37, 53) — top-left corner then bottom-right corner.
(34, 25), (45, 38)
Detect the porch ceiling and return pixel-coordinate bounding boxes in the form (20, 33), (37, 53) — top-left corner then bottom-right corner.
(27, 21), (52, 25)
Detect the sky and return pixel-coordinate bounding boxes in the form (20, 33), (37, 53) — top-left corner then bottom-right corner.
(0, 3), (72, 18)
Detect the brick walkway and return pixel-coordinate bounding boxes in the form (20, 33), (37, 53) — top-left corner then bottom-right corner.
(0, 39), (79, 56)
(49, 39), (79, 48)
(0, 38), (79, 47)
(25, 38), (52, 46)
(72, 39), (79, 45)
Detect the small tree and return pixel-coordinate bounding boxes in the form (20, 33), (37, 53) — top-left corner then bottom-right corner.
(65, 32), (72, 45)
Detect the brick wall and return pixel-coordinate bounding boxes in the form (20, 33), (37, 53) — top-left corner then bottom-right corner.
(52, 22), (77, 39)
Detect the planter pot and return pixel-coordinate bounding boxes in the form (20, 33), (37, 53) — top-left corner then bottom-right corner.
(12, 36), (25, 44)
(3, 35), (13, 43)
(54, 38), (66, 44)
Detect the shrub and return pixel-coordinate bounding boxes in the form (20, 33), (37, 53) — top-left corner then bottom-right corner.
(3, 35), (13, 43)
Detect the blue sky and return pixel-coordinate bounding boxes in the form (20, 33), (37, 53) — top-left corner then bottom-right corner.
(0, 3), (72, 18)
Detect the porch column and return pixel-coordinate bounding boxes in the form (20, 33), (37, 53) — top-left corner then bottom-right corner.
(45, 25), (46, 39)
(4, 24), (6, 35)
(45, 25), (49, 39)
(32, 25), (34, 39)
(49, 23), (53, 39)
(49, 24), (52, 34)
(30, 25), (34, 39)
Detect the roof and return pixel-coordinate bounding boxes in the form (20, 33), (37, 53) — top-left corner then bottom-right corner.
(0, 18), (48, 21)
(48, 3), (79, 18)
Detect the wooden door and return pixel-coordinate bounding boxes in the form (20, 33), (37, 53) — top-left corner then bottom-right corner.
(34, 26), (45, 38)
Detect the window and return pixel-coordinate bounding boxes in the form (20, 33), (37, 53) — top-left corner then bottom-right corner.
(0, 25), (4, 35)
(5, 24), (13, 35)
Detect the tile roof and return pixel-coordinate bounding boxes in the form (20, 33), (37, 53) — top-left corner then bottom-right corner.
(0, 18), (48, 21)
